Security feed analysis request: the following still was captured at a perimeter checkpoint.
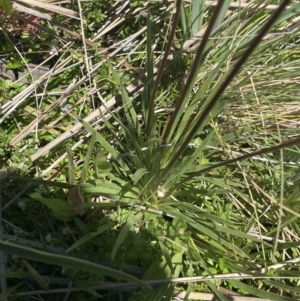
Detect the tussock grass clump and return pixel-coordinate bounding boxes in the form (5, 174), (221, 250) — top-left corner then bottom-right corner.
(1, 1), (300, 300)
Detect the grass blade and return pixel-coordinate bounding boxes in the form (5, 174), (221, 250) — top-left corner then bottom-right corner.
(80, 131), (96, 184)
(66, 145), (75, 184)
(162, 0), (226, 148)
(111, 212), (143, 262)
(0, 240), (150, 289)
(67, 222), (115, 253)
(81, 119), (128, 171)
(0, 281), (25, 300)
(191, 0), (205, 36)
(160, 0), (292, 185)
(147, 0), (182, 138)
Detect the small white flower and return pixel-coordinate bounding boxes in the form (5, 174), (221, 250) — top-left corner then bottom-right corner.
(158, 187), (166, 199)
(49, 46), (58, 56)
(45, 234), (52, 243)
(18, 201), (27, 210)
(62, 228), (69, 235)
(12, 255), (19, 261)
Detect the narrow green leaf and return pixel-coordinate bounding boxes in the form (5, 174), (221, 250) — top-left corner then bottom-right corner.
(264, 279), (300, 294)
(206, 281), (229, 301)
(214, 0), (232, 28)
(74, 280), (102, 298)
(175, 54), (230, 141)
(132, 168), (150, 185)
(162, 206), (249, 258)
(160, 0), (228, 175)
(30, 192), (75, 221)
(30, 193), (70, 212)
(229, 280), (296, 301)
(0, 281), (25, 299)
(165, 0), (292, 180)
(67, 222), (115, 253)
(145, 283), (170, 301)
(111, 212), (143, 262)
(95, 152), (112, 179)
(80, 181), (139, 199)
(179, 0), (188, 37)
(158, 241), (174, 273)
(106, 59), (139, 132)
(143, 257), (175, 301)
(164, 284), (177, 301)
(191, 0), (205, 35)
(163, 130), (215, 187)
(0, 271), (30, 278)
(66, 145), (75, 184)
(274, 3), (300, 25)
(145, 10), (155, 138)
(172, 252), (183, 273)
(81, 132), (96, 183)
(98, 106), (144, 165)
(81, 120), (128, 171)
(0, 240), (150, 289)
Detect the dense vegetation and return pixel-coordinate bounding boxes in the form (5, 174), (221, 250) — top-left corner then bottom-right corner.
(1, 0), (300, 300)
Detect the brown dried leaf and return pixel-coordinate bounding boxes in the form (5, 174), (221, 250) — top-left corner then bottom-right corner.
(67, 185), (85, 215)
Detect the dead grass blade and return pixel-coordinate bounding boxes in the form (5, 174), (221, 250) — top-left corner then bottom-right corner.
(14, 0), (77, 19)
